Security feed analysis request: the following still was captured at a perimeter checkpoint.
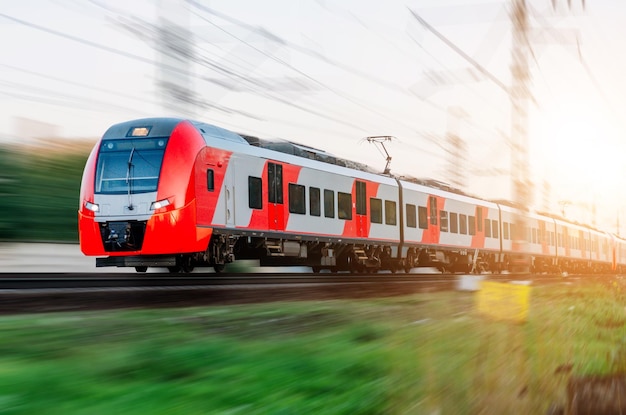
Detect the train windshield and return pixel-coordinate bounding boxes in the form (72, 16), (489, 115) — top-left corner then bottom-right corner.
(95, 138), (168, 194)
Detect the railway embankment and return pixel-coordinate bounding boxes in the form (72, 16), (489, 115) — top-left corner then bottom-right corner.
(0, 268), (622, 413)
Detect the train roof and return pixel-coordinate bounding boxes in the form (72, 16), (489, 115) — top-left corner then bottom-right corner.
(239, 134), (379, 174)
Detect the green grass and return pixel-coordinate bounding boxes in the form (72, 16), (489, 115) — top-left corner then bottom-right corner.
(0, 280), (625, 414)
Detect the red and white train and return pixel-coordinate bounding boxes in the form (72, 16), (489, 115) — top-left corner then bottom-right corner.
(79, 117), (626, 274)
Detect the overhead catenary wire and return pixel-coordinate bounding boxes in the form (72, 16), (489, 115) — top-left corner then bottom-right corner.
(407, 7), (510, 95)
(1, 2), (508, 187)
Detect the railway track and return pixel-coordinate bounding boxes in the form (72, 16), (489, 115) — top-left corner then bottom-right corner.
(0, 272), (583, 315)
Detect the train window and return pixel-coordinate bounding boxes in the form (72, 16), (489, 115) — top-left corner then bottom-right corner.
(406, 203), (417, 228)
(356, 181), (366, 215)
(324, 189), (335, 218)
(268, 163), (283, 204)
(310, 187), (321, 217)
(429, 197), (437, 225)
(418, 206), (428, 229)
(338, 192), (352, 220)
(484, 219), (491, 237)
(503, 222), (509, 240)
(477, 209), (483, 232)
(440, 211), (449, 232)
(288, 183), (306, 214)
(468, 216), (476, 235)
(558, 233), (563, 247)
(459, 214), (467, 235)
(371, 198), (383, 224)
(450, 212), (458, 233)
(532, 228), (537, 244)
(207, 169), (215, 191)
(492, 220), (499, 238)
(248, 176), (262, 209)
(385, 200), (397, 225)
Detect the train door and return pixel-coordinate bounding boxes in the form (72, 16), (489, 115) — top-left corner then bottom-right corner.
(267, 162), (285, 231)
(223, 162), (235, 227)
(427, 195), (438, 242)
(355, 180), (367, 237)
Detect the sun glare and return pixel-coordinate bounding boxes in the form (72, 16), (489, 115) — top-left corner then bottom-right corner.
(533, 101), (625, 223)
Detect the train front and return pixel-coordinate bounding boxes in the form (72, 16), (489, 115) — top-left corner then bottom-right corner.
(78, 118), (209, 270)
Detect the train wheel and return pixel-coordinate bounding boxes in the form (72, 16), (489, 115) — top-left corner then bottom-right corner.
(181, 260), (194, 273)
(135, 266), (147, 273)
(312, 266), (321, 273)
(346, 251), (359, 273)
(213, 264), (225, 273)
(405, 253), (415, 273)
(168, 266), (181, 273)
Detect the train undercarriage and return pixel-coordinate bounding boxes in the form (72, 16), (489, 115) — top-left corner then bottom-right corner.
(97, 233), (620, 275)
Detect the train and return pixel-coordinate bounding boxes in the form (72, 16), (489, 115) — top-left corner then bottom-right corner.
(78, 117), (626, 274)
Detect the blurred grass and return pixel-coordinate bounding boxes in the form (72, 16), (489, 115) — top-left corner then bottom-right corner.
(0, 281), (625, 413)
(0, 142), (89, 242)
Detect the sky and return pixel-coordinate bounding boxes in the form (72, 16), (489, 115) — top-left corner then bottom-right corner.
(1, 0), (626, 233)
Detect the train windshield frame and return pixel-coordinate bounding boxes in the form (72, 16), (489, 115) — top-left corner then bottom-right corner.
(95, 138), (168, 195)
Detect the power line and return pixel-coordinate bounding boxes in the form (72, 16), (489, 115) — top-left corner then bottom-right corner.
(407, 7), (510, 95)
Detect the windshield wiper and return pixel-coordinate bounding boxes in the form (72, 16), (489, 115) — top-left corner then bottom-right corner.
(126, 148), (135, 211)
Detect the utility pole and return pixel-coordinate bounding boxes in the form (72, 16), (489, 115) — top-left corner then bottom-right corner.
(446, 107), (467, 190)
(510, 0), (531, 270)
(157, 0), (195, 118)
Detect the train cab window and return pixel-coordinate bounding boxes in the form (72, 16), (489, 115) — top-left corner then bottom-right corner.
(468, 216), (476, 235)
(207, 169), (215, 191)
(324, 189), (335, 218)
(406, 203), (417, 228)
(440, 210), (449, 232)
(356, 181), (366, 215)
(459, 214), (467, 235)
(503, 222), (509, 240)
(248, 176), (262, 209)
(484, 219), (491, 237)
(370, 198), (383, 224)
(429, 197), (437, 225)
(310, 187), (321, 217)
(288, 183), (306, 214)
(492, 220), (499, 238)
(385, 200), (397, 225)
(418, 206), (428, 229)
(450, 212), (458, 233)
(338, 192), (352, 220)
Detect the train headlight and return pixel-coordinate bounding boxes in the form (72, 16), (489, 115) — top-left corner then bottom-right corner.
(85, 201), (99, 212)
(150, 198), (171, 210)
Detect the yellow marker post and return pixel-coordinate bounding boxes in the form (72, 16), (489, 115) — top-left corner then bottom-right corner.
(475, 281), (531, 323)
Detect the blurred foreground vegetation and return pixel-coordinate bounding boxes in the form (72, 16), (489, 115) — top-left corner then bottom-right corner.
(0, 141), (91, 242)
(1, 281), (626, 414)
